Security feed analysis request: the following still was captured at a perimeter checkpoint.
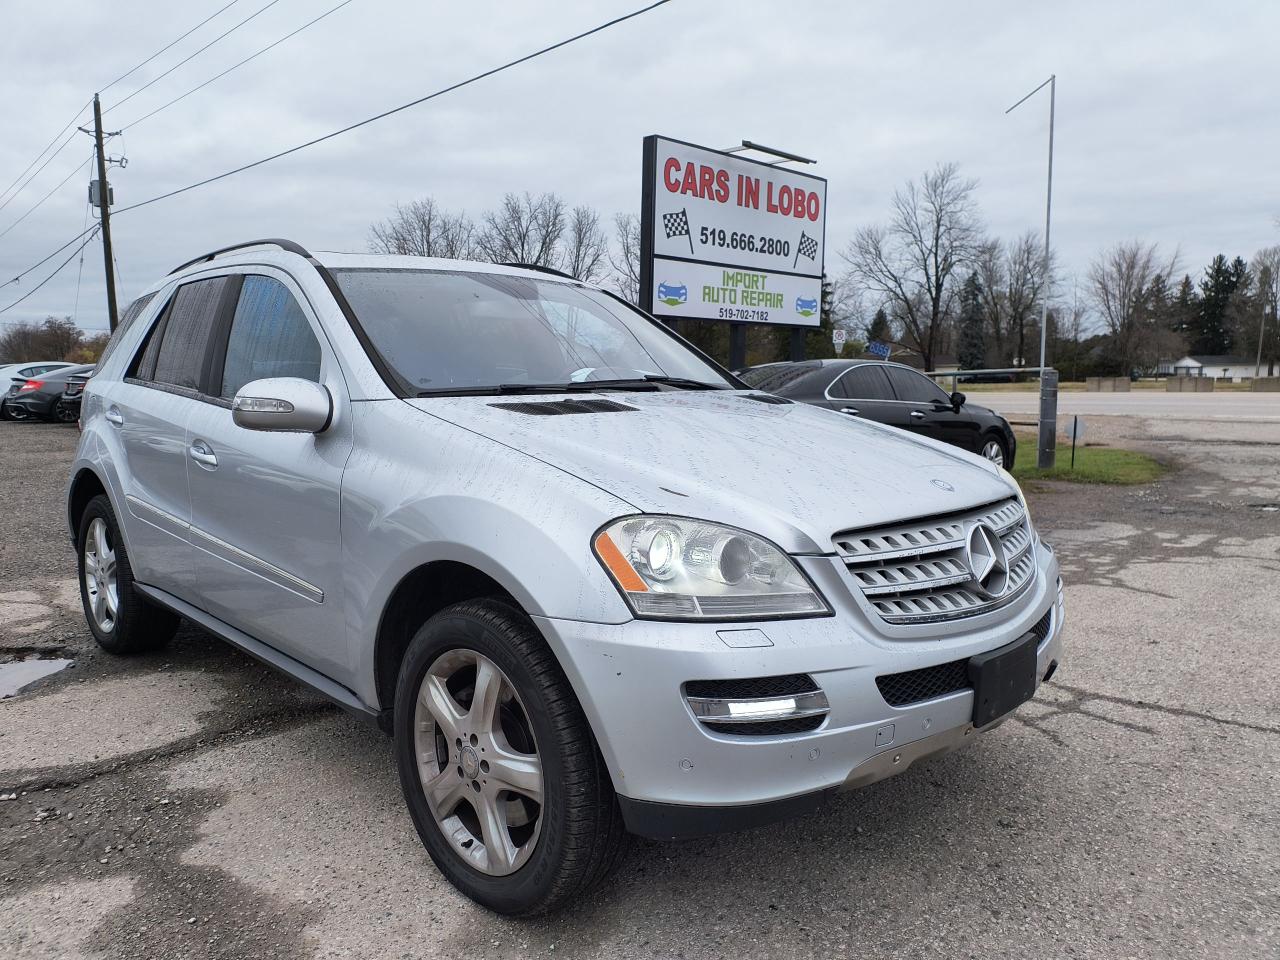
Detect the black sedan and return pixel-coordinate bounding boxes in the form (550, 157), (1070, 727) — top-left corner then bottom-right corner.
(740, 359), (1018, 467)
(5, 363), (95, 423)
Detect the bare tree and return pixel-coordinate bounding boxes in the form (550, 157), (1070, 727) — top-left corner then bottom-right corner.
(475, 192), (566, 266)
(0, 316), (84, 362)
(976, 231), (1051, 368)
(1087, 240), (1179, 373)
(560, 206), (608, 282)
(368, 197), (476, 259)
(610, 213), (642, 303)
(841, 163), (982, 369)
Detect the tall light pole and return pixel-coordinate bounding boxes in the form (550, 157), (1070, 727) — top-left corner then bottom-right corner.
(1008, 74), (1056, 468)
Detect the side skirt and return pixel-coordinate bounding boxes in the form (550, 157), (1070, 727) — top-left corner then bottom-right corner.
(133, 582), (378, 722)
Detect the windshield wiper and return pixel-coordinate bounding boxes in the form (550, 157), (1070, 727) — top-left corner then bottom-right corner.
(640, 375), (726, 390)
(414, 377), (726, 398)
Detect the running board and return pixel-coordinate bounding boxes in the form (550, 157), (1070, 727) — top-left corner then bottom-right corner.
(133, 583), (375, 720)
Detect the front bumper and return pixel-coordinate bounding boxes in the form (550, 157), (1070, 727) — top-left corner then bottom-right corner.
(535, 541), (1063, 839)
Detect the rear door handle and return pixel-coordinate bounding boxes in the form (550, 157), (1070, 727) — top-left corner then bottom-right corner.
(840, 407), (860, 416)
(188, 440), (218, 469)
(105, 406), (124, 426)
(910, 410), (926, 420)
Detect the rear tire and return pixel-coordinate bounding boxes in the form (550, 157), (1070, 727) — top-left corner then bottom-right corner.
(394, 598), (625, 916)
(76, 494), (179, 654)
(50, 397), (79, 423)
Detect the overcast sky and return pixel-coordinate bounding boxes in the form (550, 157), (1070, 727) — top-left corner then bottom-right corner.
(2, 0), (1277, 332)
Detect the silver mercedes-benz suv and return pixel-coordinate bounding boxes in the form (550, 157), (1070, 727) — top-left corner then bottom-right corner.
(67, 239), (1064, 915)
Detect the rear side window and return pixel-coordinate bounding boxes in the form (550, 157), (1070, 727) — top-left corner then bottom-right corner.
(833, 365), (894, 400)
(131, 277), (229, 390)
(883, 365), (949, 404)
(740, 362), (821, 394)
(95, 293), (156, 373)
(151, 278), (229, 390)
(220, 276), (321, 398)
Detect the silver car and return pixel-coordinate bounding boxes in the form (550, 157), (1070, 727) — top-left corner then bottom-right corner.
(67, 240), (1064, 915)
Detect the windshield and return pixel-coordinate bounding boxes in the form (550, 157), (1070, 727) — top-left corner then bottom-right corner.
(331, 268), (735, 395)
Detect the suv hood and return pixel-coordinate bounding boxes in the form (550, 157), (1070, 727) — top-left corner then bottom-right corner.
(406, 391), (1015, 553)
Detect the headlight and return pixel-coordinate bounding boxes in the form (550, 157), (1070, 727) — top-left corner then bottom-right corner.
(593, 516), (830, 620)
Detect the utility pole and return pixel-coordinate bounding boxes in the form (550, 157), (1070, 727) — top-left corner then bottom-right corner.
(1007, 74), (1057, 468)
(1256, 300), (1268, 381)
(91, 93), (120, 332)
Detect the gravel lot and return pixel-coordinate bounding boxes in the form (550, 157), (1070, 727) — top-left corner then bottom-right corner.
(2, 412), (1278, 959)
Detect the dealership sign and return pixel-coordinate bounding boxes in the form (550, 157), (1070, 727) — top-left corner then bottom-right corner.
(640, 135), (827, 327)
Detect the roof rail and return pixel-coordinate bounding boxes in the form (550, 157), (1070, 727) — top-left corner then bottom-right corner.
(169, 238), (312, 276)
(499, 262), (577, 281)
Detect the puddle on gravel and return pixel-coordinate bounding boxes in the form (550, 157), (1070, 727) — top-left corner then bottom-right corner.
(0, 656), (73, 698)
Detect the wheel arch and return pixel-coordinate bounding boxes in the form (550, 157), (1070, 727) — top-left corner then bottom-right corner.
(67, 466), (110, 543)
(372, 559), (523, 718)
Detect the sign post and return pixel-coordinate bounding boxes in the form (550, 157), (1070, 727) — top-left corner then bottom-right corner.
(640, 135), (827, 356)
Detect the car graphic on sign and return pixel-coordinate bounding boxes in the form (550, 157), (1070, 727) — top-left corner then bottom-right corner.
(795, 296), (818, 317)
(657, 282), (688, 307)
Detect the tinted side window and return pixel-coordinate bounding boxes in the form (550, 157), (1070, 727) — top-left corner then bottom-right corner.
(884, 366), (949, 404)
(150, 278), (229, 390)
(220, 276), (321, 398)
(836, 365), (894, 400)
(96, 293), (156, 372)
(740, 363), (822, 394)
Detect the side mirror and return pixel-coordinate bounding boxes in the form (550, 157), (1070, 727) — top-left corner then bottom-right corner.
(232, 377), (332, 433)
(950, 390), (966, 411)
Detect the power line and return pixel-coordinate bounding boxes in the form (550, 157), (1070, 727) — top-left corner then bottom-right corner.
(122, 0), (359, 131)
(0, 225), (98, 291)
(0, 128), (89, 217)
(0, 225), (100, 316)
(2, 1), (676, 315)
(106, 0), (286, 115)
(117, 0), (675, 216)
(0, 152), (94, 241)
(0, 98), (92, 207)
(99, 0), (244, 94)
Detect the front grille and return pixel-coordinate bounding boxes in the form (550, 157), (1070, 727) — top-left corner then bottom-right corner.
(490, 398), (637, 416)
(833, 497), (1037, 624)
(702, 716), (824, 736)
(875, 605), (1055, 707)
(1031, 607), (1053, 644)
(875, 659), (970, 706)
(685, 674), (817, 700)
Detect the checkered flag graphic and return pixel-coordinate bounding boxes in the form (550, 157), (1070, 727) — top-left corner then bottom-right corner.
(662, 208), (695, 254)
(793, 231), (819, 267)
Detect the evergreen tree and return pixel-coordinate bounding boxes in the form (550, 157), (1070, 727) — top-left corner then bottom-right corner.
(865, 307), (891, 346)
(1171, 274), (1199, 341)
(1195, 255), (1248, 354)
(957, 272), (986, 370)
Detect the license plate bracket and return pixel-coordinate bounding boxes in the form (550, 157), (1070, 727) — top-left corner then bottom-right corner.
(968, 632), (1038, 727)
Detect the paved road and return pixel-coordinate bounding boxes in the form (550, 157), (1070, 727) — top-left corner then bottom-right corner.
(971, 389), (1280, 421)
(2, 417), (1278, 959)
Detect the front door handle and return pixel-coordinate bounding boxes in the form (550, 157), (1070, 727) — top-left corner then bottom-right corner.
(910, 410), (926, 420)
(104, 406), (124, 426)
(188, 440), (218, 469)
(840, 406), (860, 416)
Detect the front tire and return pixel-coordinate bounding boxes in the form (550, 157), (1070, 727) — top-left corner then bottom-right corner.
(77, 494), (179, 654)
(980, 433), (1010, 468)
(394, 599), (625, 916)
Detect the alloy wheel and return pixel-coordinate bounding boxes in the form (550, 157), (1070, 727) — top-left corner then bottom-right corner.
(83, 517), (119, 633)
(414, 648), (544, 876)
(981, 439), (1005, 468)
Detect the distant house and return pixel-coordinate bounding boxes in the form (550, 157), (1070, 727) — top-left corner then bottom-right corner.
(1167, 355), (1258, 382)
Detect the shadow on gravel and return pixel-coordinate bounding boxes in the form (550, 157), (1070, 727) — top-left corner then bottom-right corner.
(2, 764), (319, 960)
